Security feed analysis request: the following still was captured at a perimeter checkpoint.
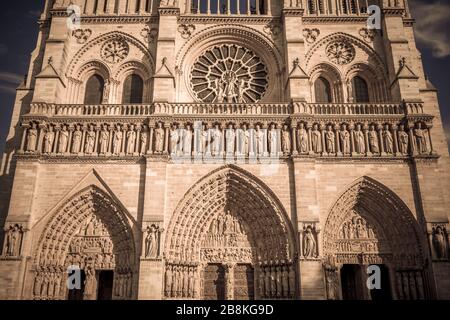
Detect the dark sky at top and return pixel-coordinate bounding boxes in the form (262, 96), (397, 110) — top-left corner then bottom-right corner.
(0, 0), (449, 153)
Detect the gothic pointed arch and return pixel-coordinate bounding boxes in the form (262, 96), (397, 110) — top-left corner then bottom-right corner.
(164, 165), (297, 300)
(323, 176), (431, 300)
(32, 186), (136, 300)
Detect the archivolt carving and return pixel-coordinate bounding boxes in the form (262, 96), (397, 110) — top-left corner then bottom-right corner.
(165, 165), (296, 265)
(323, 177), (424, 268)
(33, 186), (136, 300)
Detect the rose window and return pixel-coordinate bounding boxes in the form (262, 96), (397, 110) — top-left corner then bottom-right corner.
(326, 41), (355, 65)
(101, 39), (129, 64)
(190, 45), (269, 103)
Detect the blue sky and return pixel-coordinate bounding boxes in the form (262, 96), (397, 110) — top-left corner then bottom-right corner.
(0, 0), (449, 153)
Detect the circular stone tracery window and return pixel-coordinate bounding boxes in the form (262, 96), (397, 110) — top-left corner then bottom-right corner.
(190, 45), (269, 103)
(101, 39), (130, 64)
(326, 41), (355, 65)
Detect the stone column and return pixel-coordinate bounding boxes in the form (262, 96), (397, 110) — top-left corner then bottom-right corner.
(392, 125), (401, 156)
(164, 124), (170, 154)
(108, 125), (114, 155)
(427, 124), (435, 155)
(291, 124), (298, 155)
(37, 123), (46, 154)
(19, 124), (29, 153)
(80, 125), (87, 156)
(121, 124), (127, 156)
(135, 126), (141, 155)
(408, 124), (417, 156)
(307, 124), (314, 155)
(320, 124), (327, 156)
(52, 127), (60, 154)
(350, 123), (356, 157)
(364, 124), (371, 157)
(378, 124), (386, 156)
(67, 126), (74, 155)
(148, 123), (155, 154)
(335, 124), (342, 156)
(93, 125), (100, 156)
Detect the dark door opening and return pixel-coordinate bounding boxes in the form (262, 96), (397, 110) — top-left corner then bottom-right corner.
(369, 265), (392, 301)
(67, 269), (86, 301)
(203, 264), (226, 300)
(340, 264), (365, 300)
(97, 270), (114, 300)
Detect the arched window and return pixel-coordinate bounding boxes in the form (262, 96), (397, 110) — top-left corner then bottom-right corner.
(352, 76), (369, 103)
(315, 77), (332, 103)
(122, 74), (144, 104)
(84, 74), (104, 104)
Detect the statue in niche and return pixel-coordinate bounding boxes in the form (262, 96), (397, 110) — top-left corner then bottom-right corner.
(215, 79), (225, 103)
(368, 125), (379, 154)
(311, 124), (322, 154)
(298, 123), (308, 154)
(211, 124), (222, 156)
(44, 126), (55, 154)
(72, 125), (82, 154)
(303, 225), (317, 259)
(340, 124), (351, 154)
(226, 124), (236, 154)
(415, 123), (429, 154)
(398, 125), (409, 155)
(255, 124), (265, 156)
(354, 124), (365, 154)
(383, 124), (394, 154)
(113, 125), (123, 155)
(140, 129), (148, 155)
(84, 125), (95, 155)
(126, 125), (136, 155)
(58, 125), (69, 153)
(4, 224), (23, 257)
(154, 122), (165, 154)
(241, 124), (250, 156)
(170, 125), (180, 155)
(99, 125), (109, 154)
(183, 124), (193, 155)
(268, 124), (278, 154)
(26, 123), (38, 152)
(201, 124), (210, 155)
(282, 124), (291, 154)
(325, 125), (335, 154)
(145, 224), (163, 259)
(432, 226), (448, 259)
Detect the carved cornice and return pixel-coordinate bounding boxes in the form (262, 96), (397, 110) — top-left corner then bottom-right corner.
(50, 10), (158, 24)
(302, 16), (369, 24)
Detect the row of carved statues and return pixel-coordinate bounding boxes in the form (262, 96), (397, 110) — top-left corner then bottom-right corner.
(20, 120), (434, 158)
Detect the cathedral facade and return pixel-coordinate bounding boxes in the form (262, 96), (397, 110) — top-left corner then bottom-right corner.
(0, 0), (449, 300)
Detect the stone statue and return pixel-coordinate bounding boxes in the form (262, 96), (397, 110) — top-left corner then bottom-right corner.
(140, 129), (148, 155)
(126, 125), (136, 155)
(165, 266), (173, 297)
(226, 124), (236, 154)
(415, 123), (429, 154)
(398, 125), (409, 155)
(72, 126), (82, 154)
(113, 125), (123, 155)
(368, 125), (379, 154)
(325, 125), (335, 154)
(183, 125), (193, 155)
(58, 125), (69, 154)
(303, 226), (317, 259)
(154, 122), (165, 154)
(216, 80), (225, 103)
(340, 124), (351, 154)
(170, 126), (180, 155)
(255, 125), (265, 156)
(5, 224), (22, 257)
(145, 225), (162, 259)
(84, 125), (95, 155)
(26, 123), (38, 152)
(241, 124), (250, 156)
(432, 226), (448, 259)
(211, 124), (222, 156)
(44, 126), (55, 154)
(311, 124), (322, 154)
(383, 124), (394, 154)
(268, 124), (278, 155)
(282, 124), (291, 154)
(325, 265), (338, 300)
(99, 125), (109, 154)
(354, 124), (365, 154)
(201, 125), (209, 155)
(298, 123), (308, 154)
(83, 266), (96, 299)
(237, 79), (246, 103)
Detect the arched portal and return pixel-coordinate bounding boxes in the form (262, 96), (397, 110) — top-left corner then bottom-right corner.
(323, 177), (431, 300)
(164, 166), (297, 300)
(33, 186), (136, 300)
